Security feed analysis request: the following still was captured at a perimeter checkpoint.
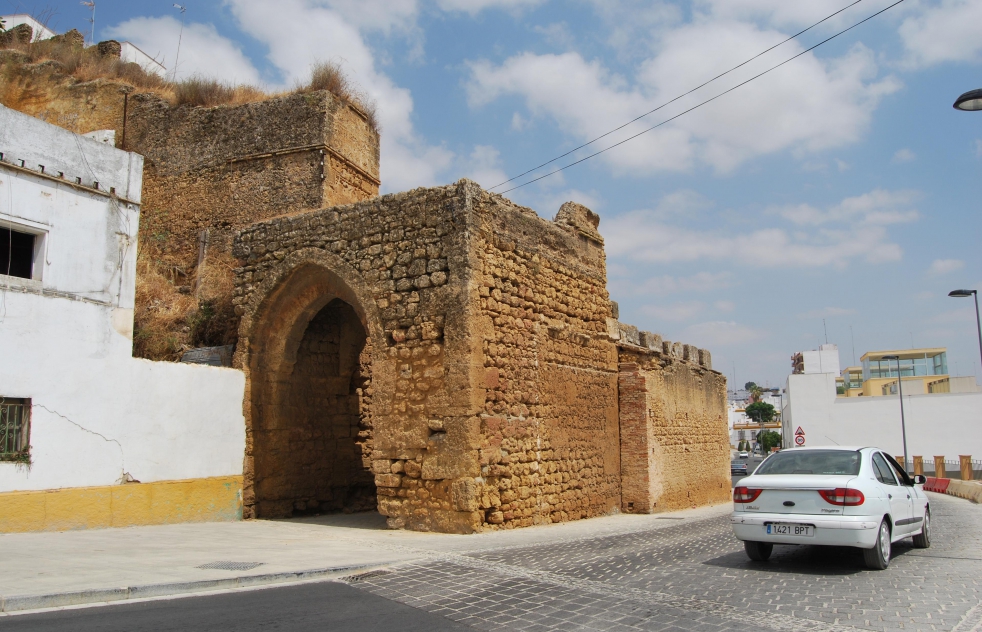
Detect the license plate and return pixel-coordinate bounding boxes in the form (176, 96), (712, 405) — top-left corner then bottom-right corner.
(766, 523), (814, 536)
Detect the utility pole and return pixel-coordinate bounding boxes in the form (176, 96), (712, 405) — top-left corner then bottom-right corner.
(172, 4), (187, 82)
(80, 1), (95, 46)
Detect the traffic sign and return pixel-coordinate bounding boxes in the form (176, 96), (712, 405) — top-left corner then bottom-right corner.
(794, 435), (806, 446)
(794, 426), (805, 436)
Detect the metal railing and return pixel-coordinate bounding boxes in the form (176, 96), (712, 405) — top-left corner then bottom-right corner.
(0, 398), (30, 459)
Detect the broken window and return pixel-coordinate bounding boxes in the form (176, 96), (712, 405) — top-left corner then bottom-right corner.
(1, 227), (37, 279)
(0, 398), (31, 461)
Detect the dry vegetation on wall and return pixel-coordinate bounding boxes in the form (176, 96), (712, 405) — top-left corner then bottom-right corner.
(134, 243), (239, 360)
(0, 29), (379, 131)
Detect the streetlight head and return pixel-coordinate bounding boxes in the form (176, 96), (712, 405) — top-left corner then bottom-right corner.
(949, 289), (976, 298)
(954, 89), (982, 111)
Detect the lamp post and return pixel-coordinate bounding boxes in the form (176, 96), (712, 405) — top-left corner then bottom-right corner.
(953, 89), (982, 111)
(881, 355), (909, 473)
(948, 289), (982, 378)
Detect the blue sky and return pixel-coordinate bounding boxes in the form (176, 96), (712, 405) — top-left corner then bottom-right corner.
(13, 0), (982, 388)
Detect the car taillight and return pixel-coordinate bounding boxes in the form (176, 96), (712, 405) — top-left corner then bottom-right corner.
(733, 487), (762, 503)
(818, 488), (865, 506)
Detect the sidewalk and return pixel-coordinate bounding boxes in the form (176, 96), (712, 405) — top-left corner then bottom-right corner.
(0, 503), (731, 614)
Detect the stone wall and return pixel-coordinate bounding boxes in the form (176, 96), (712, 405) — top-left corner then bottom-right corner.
(618, 343), (730, 513)
(473, 199), (621, 528)
(233, 181), (481, 532)
(125, 90), (380, 268)
(232, 181), (728, 532)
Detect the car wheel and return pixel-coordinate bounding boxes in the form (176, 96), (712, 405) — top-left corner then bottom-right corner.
(863, 519), (891, 570)
(912, 511), (931, 549)
(744, 540), (773, 562)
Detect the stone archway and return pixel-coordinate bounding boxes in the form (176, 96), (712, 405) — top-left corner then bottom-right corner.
(237, 255), (389, 520)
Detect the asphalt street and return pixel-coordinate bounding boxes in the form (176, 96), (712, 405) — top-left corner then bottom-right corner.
(731, 456), (765, 486)
(2, 580), (471, 632)
(6, 493), (980, 632)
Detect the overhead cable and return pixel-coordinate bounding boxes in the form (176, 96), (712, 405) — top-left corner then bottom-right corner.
(498, 0), (905, 195)
(489, 0), (864, 191)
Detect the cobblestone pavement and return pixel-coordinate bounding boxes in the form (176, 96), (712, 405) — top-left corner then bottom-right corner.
(346, 494), (982, 632)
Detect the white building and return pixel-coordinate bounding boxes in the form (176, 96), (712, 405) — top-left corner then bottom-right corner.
(0, 15), (166, 76)
(119, 41), (167, 77)
(0, 14), (56, 41)
(0, 105), (243, 533)
(782, 349), (982, 463)
(791, 343), (841, 376)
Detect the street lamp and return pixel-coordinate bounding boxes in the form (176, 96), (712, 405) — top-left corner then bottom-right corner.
(953, 89), (982, 111)
(881, 355), (909, 474)
(948, 289), (982, 375)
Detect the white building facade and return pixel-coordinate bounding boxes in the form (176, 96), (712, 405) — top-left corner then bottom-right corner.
(782, 352), (982, 464)
(0, 105), (244, 532)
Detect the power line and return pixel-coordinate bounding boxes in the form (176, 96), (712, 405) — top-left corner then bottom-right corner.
(498, 0), (904, 195)
(489, 0), (864, 191)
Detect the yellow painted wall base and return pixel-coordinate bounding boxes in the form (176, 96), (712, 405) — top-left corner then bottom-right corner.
(0, 476), (243, 533)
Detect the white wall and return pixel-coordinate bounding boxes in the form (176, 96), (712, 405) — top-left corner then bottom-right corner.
(0, 105), (245, 493)
(120, 42), (166, 77)
(784, 372), (982, 460)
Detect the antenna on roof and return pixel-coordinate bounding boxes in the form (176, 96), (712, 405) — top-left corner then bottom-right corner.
(172, 4), (186, 82)
(823, 318), (828, 344)
(80, 1), (95, 46)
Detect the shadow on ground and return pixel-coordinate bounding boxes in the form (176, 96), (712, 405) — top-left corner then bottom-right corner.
(702, 540), (922, 576)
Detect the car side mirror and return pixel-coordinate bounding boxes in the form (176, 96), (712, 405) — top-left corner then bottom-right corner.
(913, 474), (926, 485)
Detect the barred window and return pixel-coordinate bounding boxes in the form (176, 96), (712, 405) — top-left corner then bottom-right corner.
(0, 398), (31, 460)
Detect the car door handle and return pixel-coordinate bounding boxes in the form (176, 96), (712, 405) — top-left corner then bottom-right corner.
(888, 494), (892, 499)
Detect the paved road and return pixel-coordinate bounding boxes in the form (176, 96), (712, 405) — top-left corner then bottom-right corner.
(2, 581), (470, 631)
(731, 456), (765, 485)
(6, 493), (980, 632)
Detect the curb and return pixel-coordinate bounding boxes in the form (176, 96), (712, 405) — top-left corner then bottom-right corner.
(0, 563), (384, 614)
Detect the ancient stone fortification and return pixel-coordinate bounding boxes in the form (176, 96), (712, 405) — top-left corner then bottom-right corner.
(232, 180), (728, 532)
(0, 46), (379, 356)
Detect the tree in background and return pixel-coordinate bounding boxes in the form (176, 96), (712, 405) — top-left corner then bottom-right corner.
(756, 430), (782, 452)
(748, 384), (764, 403)
(745, 401), (775, 424)
(744, 381), (757, 391)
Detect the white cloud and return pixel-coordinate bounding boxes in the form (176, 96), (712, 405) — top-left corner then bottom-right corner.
(529, 188), (603, 219)
(899, 0), (982, 68)
(692, 0), (882, 30)
(632, 271), (734, 295)
(605, 189), (916, 269)
(929, 259), (965, 275)
(467, 20), (900, 176)
(436, 0), (545, 15)
(796, 307), (856, 320)
(318, 0), (419, 33)
(715, 300), (736, 312)
(680, 321), (766, 347)
(533, 22), (574, 48)
(511, 112), (530, 131)
(105, 17), (261, 84)
(891, 148), (915, 163)
(642, 301), (705, 322)
(223, 0), (452, 192)
(774, 189), (920, 226)
(459, 145), (509, 189)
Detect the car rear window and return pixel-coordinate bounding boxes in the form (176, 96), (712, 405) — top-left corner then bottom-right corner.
(754, 450), (861, 475)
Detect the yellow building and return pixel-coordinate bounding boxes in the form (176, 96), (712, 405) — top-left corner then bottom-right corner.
(837, 348), (952, 397)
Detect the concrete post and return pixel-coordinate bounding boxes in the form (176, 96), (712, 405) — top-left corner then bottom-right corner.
(934, 456), (946, 479)
(913, 456), (923, 475)
(960, 455), (972, 481)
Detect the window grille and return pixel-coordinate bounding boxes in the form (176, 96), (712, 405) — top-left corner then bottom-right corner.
(0, 398), (31, 460)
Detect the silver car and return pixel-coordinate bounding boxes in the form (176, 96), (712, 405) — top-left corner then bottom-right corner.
(731, 446), (930, 569)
